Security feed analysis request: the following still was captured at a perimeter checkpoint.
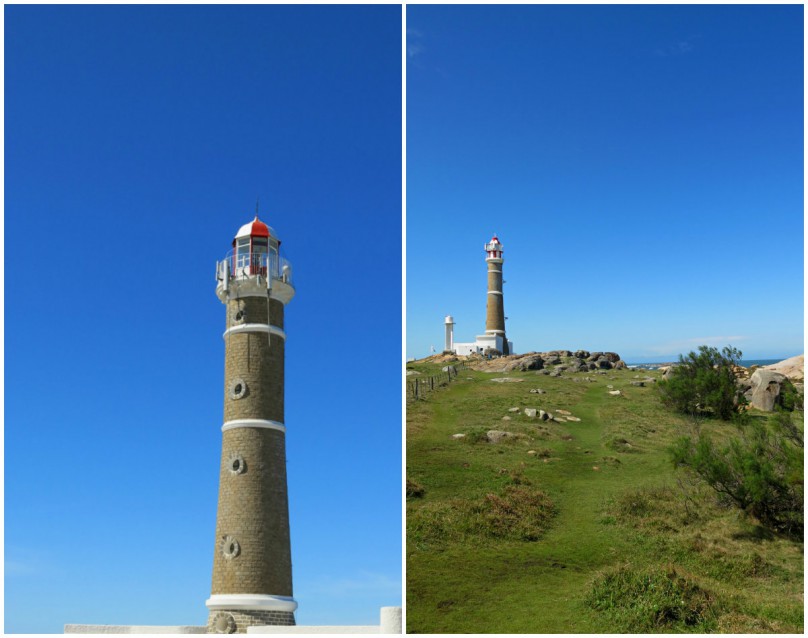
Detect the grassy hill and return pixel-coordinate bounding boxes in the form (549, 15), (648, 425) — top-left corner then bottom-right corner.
(406, 361), (803, 633)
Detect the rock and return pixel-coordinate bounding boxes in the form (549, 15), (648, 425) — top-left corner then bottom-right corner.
(501, 416), (512, 421)
(543, 355), (562, 365)
(587, 352), (603, 362)
(508, 407), (520, 412)
(603, 352), (621, 363)
(546, 350), (572, 358)
(597, 358), (613, 370)
(514, 354), (545, 371)
(529, 388), (546, 394)
(607, 384), (614, 389)
(630, 381), (645, 387)
(442, 365), (457, 373)
(762, 354), (804, 382)
(587, 362), (598, 370)
(524, 408), (538, 418)
(566, 416), (581, 422)
(614, 360), (627, 370)
(608, 390), (622, 396)
(556, 409), (571, 415)
(549, 370), (562, 377)
(486, 430), (513, 443)
(490, 377), (524, 383)
(536, 369), (551, 375)
(554, 416), (567, 422)
(746, 369), (788, 411)
(451, 433), (466, 439)
(406, 370), (421, 376)
(575, 350), (590, 359)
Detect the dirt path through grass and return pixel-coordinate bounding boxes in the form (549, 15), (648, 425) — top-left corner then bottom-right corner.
(407, 369), (803, 633)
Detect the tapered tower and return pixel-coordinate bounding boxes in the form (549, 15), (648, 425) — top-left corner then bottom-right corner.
(484, 235), (508, 355)
(444, 315), (455, 353)
(206, 216), (296, 634)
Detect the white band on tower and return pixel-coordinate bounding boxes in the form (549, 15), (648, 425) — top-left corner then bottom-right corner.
(205, 594), (298, 613)
(222, 419), (286, 433)
(487, 291), (503, 295)
(223, 323), (286, 339)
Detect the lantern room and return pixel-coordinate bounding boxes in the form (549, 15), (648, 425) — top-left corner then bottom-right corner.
(484, 235), (503, 260)
(232, 216), (281, 276)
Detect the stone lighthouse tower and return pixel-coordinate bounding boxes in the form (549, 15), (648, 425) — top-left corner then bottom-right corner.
(206, 216), (297, 634)
(484, 235), (509, 355)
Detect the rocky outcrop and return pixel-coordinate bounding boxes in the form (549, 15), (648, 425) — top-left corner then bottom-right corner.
(762, 354), (804, 382)
(465, 350), (624, 373)
(744, 369), (788, 412)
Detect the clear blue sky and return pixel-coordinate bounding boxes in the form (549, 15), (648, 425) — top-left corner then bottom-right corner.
(5, 4), (401, 633)
(406, 4), (803, 363)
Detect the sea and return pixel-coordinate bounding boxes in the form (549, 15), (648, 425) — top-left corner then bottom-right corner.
(627, 359), (782, 370)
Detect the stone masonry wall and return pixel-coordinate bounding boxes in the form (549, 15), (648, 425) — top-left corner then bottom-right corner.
(208, 610), (295, 634)
(211, 427), (293, 595)
(209, 291), (293, 632)
(485, 262), (505, 334)
(223, 297), (285, 423)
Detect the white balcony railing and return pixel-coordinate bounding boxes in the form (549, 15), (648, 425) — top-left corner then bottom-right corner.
(216, 250), (293, 286)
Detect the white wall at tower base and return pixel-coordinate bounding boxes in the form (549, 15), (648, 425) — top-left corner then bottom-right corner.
(65, 625), (206, 634)
(450, 335), (514, 356)
(248, 606), (402, 634)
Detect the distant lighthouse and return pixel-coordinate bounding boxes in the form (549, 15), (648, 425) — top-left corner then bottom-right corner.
(207, 216), (297, 633)
(445, 235), (513, 357)
(444, 315), (455, 353)
(484, 235), (508, 355)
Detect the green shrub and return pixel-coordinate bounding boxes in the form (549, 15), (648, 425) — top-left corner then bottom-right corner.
(586, 564), (716, 632)
(657, 345), (746, 420)
(670, 412), (804, 537)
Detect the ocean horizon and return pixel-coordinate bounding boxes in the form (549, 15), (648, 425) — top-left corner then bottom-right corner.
(627, 358), (786, 369)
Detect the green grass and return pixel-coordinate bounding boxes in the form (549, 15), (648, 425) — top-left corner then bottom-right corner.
(406, 366), (804, 633)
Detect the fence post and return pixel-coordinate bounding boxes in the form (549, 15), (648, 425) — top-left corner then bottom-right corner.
(414, 378), (419, 400)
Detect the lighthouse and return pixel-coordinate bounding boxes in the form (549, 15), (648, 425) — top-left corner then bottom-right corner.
(448, 235), (514, 357)
(484, 235), (508, 355)
(443, 315), (455, 353)
(206, 216), (297, 634)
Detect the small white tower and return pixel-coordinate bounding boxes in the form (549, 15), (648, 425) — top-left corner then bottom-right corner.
(444, 316), (455, 353)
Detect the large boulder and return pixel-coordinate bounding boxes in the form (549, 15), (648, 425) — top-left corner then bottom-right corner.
(514, 354), (544, 371)
(745, 369), (788, 411)
(614, 360), (628, 370)
(575, 350), (590, 359)
(762, 354), (804, 382)
(603, 352), (622, 363)
(596, 358), (613, 370)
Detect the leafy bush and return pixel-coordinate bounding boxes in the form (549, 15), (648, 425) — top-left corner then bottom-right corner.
(586, 564), (716, 632)
(670, 412), (804, 537)
(779, 379), (804, 412)
(657, 345), (746, 420)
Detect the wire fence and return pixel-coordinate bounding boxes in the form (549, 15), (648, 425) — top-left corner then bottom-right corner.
(406, 362), (467, 401)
